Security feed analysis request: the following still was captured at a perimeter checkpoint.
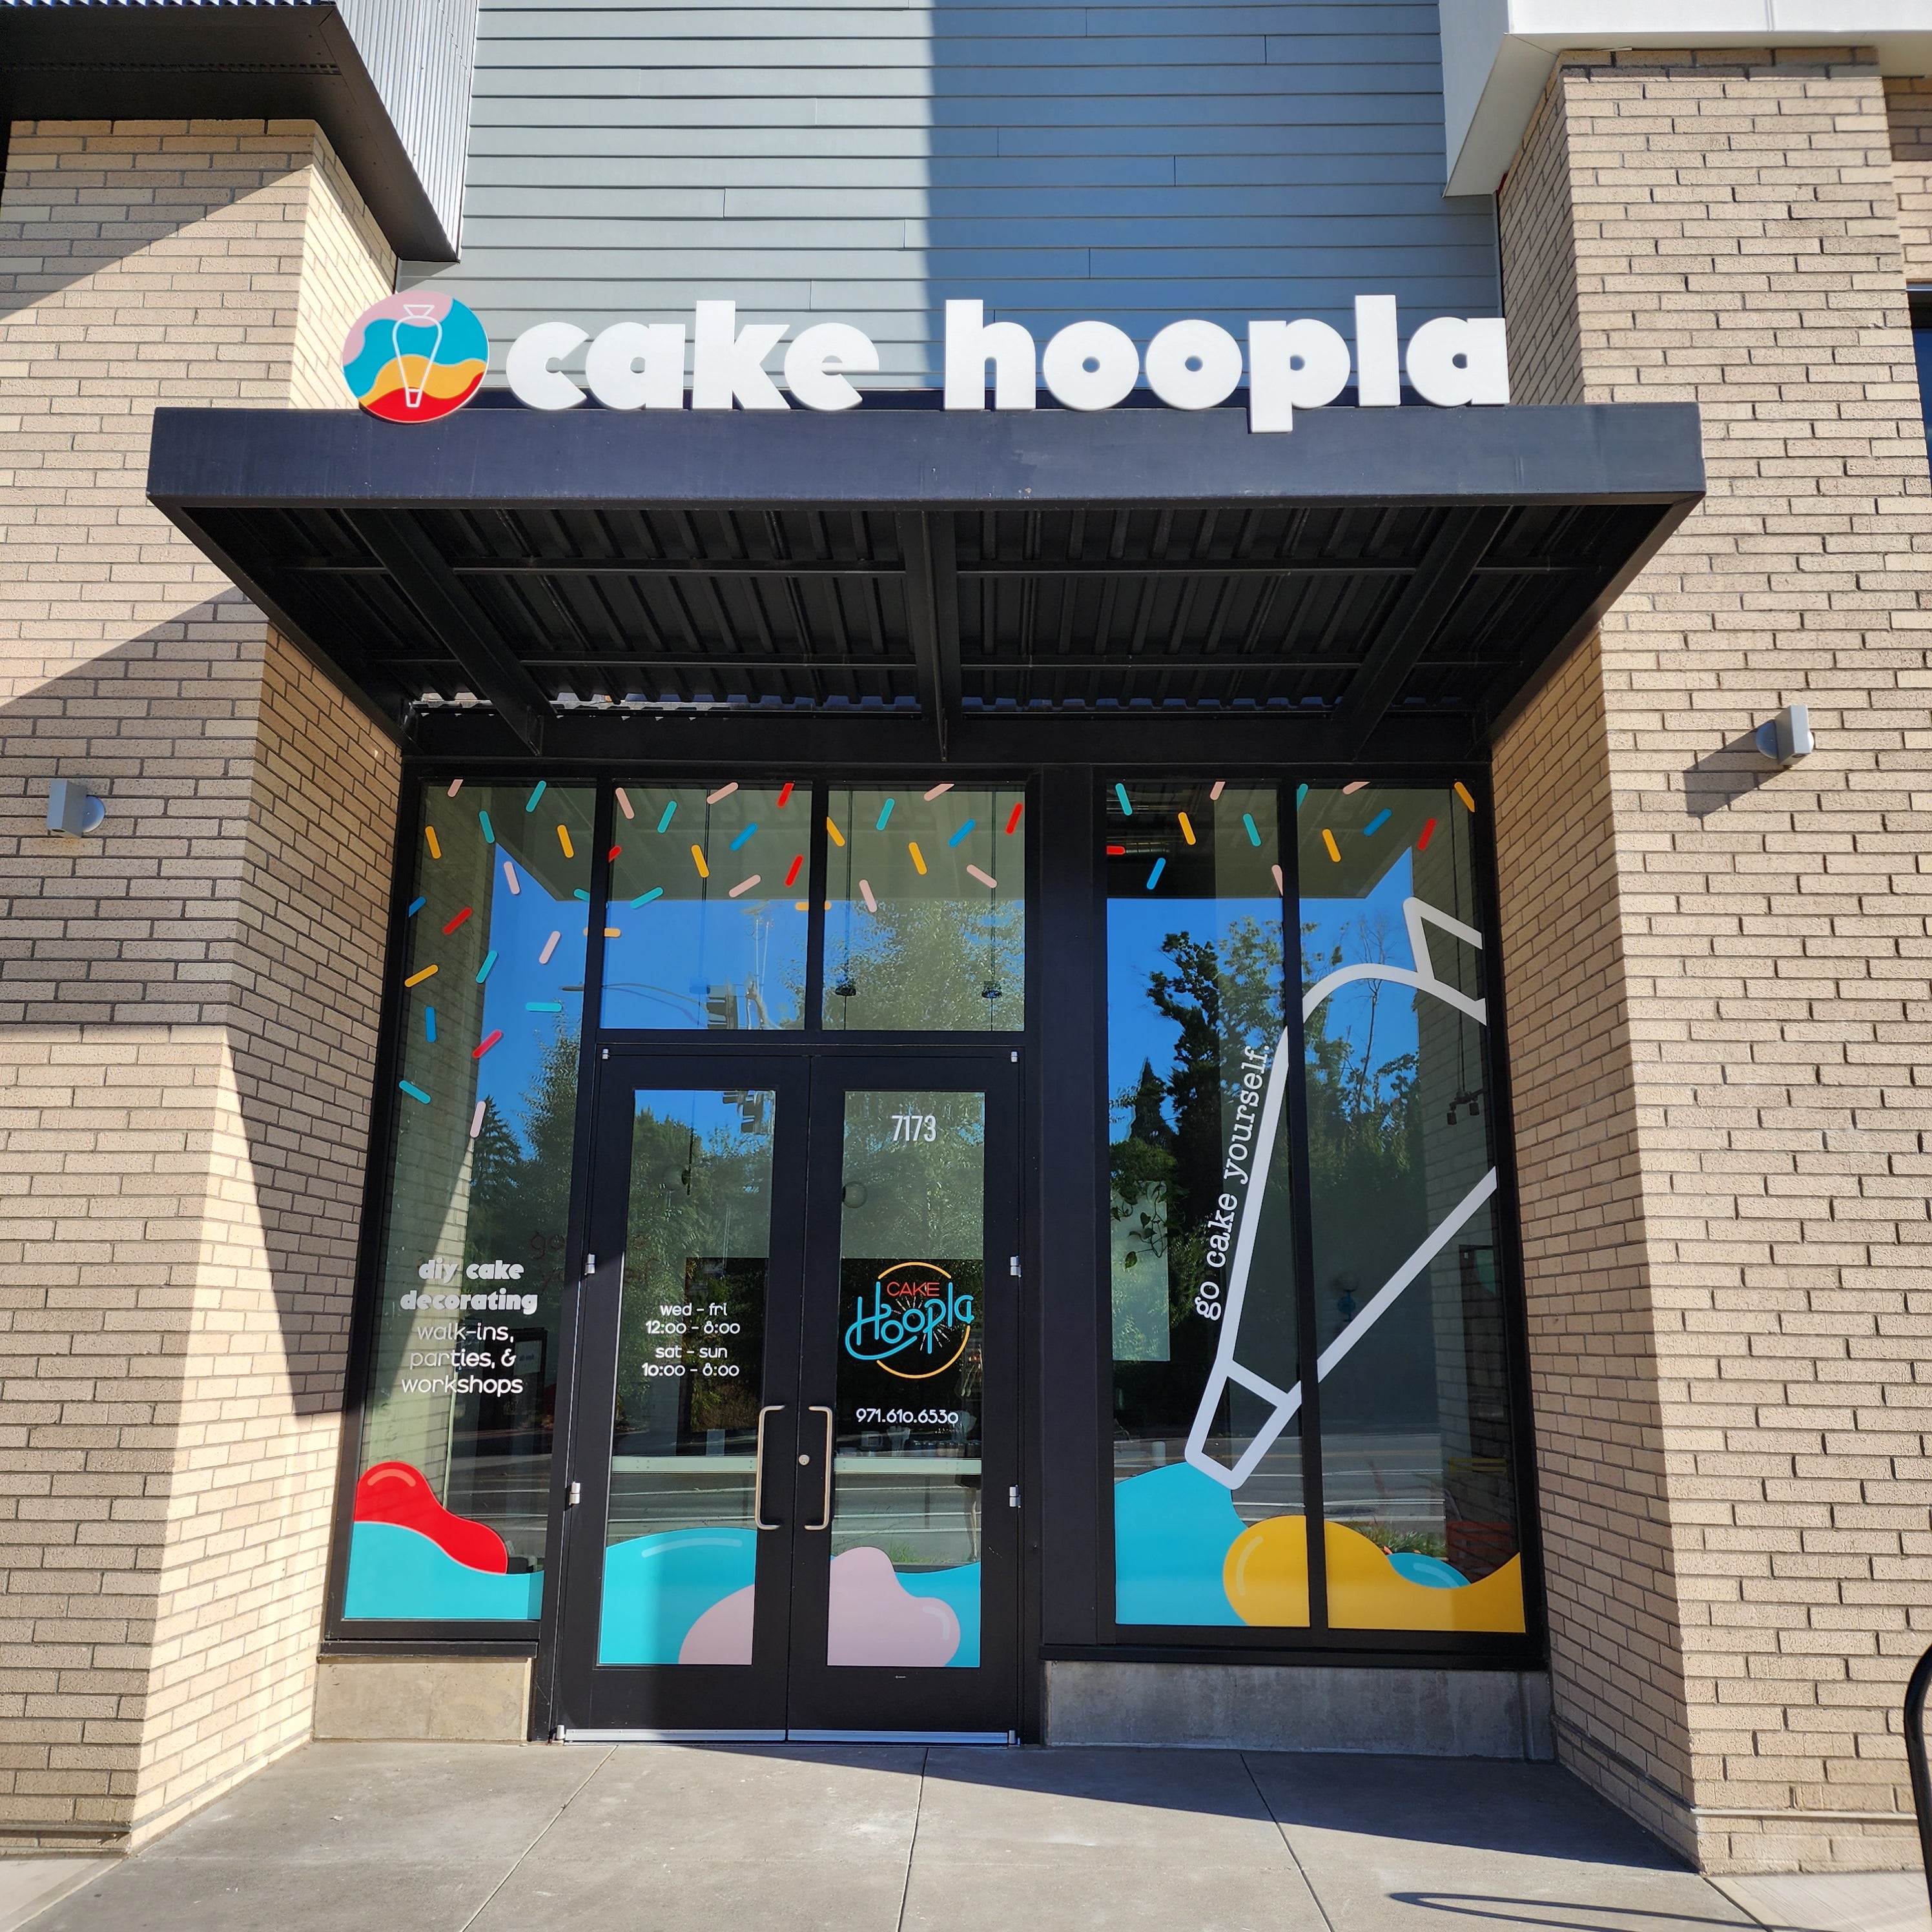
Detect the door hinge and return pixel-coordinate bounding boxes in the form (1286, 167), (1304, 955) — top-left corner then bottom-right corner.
(1009, 1255), (1020, 1278)
(567, 1481), (582, 1507)
(601, 1047), (610, 1061)
(1009, 1486), (1021, 1509)
(584, 1253), (596, 1278)
(1010, 1051), (1018, 1062)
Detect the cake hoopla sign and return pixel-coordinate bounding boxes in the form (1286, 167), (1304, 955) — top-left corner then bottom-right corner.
(342, 294), (1507, 433)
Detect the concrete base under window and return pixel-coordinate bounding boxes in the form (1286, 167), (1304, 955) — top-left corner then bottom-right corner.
(1043, 1661), (1554, 1758)
(313, 1658), (533, 1743)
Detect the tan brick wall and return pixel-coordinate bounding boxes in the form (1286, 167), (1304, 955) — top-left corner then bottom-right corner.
(0, 121), (398, 1849)
(1884, 79), (1932, 284)
(1495, 50), (1932, 1873)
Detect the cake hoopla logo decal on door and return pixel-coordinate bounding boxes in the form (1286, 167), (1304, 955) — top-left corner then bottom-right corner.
(342, 292), (489, 422)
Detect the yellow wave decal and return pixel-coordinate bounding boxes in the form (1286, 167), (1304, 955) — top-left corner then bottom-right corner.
(1222, 1516), (1525, 1634)
(360, 357), (487, 404)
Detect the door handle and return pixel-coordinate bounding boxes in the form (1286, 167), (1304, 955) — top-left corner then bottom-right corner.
(752, 1404), (783, 1530)
(805, 1405), (834, 1531)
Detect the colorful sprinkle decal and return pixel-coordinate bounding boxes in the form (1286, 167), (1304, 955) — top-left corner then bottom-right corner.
(469, 1100), (487, 1138)
(424, 827), (442, 860)
(447, 780), (464, 797)
(526, 1002), (563, 1014)
(1417, 817), (1437, 851)
(424, 1008), (436, 1043)
(631, 887), (664, 907)
(1364, 809), (1391, 836)
(476, 950), (498, 983)
(1005, 802), (1024, 835)
(539, 931), (560, 965)
(1105, 844), (1126, 856)
(1271, 863), (1284, 892)
(1295, 783), (1308, 811)
(730, 823), (757, 851)
(604, 927), (621, 938)
(1209, 781), (1226, 801)
(615, 787), (635, 820)
(1242, 814), (1261, 848)
(859, 878), (878, 912)
(876, 799), (896, 830)
(1146, 856), (1166, 889)
(967, 865), (998, 890)
(1454, 781), (1477, 813)
(503, 860), (520, 896)
(608, 845), (622, 863)
(691, 845), (710, 880)
(1322, 828), (1342, 863)
(707, 783), (739, 805)
(1115, 783), (1133, 816)
(1342, 781), (1369, 796)
(406, 896), (426, 918)
(1178, 812), (1197, 847)
(727, 875), (760, 899)
(657, 800), (677, 833)
(404, 964), (438, 988)
(908, 841), (928, 876)
(478, 810), (495, 845)
(573, 889), (591, 902)
(474, 1029), (502, 1060)
(783, 854), (803, 889)
(442, 907), (472, 936)
(400, 1080), (431, 1104)
(777, 781), (795, 808)
(924, 783), (954, 801)
(557, 825), (575, 860)
(526, 781), (546, 812)
(826, 816), (846, 848)
(948, 819), (976, 848)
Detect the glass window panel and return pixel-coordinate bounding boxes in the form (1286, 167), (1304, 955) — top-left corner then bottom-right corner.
(597, 1087), (777, 1666)
(827, 1090), (985, 1667)
(1103, 780), (1306, 1630)
(602, 782), (810, 1030)
(345, 777), (594, 1622)
(1297, 781), (1524, 1634)
(823, 786), (1025, 1031)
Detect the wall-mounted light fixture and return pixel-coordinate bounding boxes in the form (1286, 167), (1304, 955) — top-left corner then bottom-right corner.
(1754, 704), (1812, 768)
(46, 778), (105, 834)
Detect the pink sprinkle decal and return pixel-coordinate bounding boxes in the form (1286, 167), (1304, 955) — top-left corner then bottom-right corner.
(728, 874), (760, 899)
(859, 878), (878, 913)
(1271, 863), (1284, 893)
(967, 865), (997, 890)
(1342, 780), (1369, 794)
(447, 779), (463, 797)
(469, 1101), (486, 1139)
(615, 787), (635, 819)
(707, 782), (739, 804)
(502, 859), (520, 895)
(1209, 780), (1226, 800)
(539, 930), (560, 965)
(924, 782), (954, 801)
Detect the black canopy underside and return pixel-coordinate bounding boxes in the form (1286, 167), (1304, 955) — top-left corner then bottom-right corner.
(147, 397), (1703, 768)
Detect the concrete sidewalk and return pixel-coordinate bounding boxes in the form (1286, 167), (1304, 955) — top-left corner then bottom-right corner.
(6, 1743), (1930, 1932)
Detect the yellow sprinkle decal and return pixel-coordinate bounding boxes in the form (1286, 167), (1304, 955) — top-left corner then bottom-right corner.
(1178, 812), (1197, 847)
(604, 927), (621, 938)
(908, 841), (927, 876)
(1321, 828), (1341, 863)
(1454, 781), (1477, 813)
(825, 816), (846, 848)
(557, 824), (575, 859)
(692, 844), (710, 879)
(404, 964), (438, 987)
(424, 826), (441, 860)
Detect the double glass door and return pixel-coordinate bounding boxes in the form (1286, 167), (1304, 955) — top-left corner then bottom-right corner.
(554, 1048), (1020, 1739)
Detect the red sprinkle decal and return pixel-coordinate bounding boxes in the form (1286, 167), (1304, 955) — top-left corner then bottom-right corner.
(1005, 803), (1024, 835)
(777, 781), (795, 808)
(1417, 816), (1437, 852)
(608, 844), (622, 862)
(1105, 844), (1126, 856)
(783, 854), (804, 888)
(442, 907), (473, 934)
(473, 1030), (503, 1060)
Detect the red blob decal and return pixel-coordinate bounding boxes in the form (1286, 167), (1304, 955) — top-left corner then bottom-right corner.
(353, 1461), (509, 1573)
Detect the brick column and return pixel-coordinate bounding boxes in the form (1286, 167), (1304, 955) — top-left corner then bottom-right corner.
(1492, 49), (1932, 1872)
(0, 122), (399, 1849)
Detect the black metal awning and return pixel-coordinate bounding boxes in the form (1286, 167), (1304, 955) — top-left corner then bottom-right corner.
(147, 397), (1702, 768)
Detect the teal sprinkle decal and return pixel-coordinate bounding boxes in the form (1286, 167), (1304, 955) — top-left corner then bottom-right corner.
(1115, 783), (1133, 816)
(525, 780), (546, 812)
(526, 1002), (563, 1014)
(476, 950), (498, 983)
(632, 887), (664, 907)
(657, 800), (677, 833)
(573, 889), (591, 901)
(1295, 783), (1308, 810)
(478, 810), (495, 845)
(424, 1009), (436, 1043)
(1242, 814), (1260, 847)
(875, 799), (895, 830)
(398, 1080), (431, 1104)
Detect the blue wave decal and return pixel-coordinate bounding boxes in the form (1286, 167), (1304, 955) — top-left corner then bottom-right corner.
(1113, 1463), (1246, 1625)
(599, 1526), (759, 1665)
(343, 1521), (543, 1621)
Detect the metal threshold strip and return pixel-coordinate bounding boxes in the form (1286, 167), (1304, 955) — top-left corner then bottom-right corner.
(555, 1728), (1014, 1745)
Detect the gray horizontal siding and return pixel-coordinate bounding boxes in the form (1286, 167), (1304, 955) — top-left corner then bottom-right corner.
(408, 0), (1496, 388)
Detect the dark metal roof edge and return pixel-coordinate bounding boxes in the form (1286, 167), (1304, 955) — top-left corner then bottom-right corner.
(148, 400), (1707, 517)
(0, 3), (454, 261)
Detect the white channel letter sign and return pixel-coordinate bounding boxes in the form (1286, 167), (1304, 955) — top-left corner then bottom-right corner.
(504, 296), (1508, 433)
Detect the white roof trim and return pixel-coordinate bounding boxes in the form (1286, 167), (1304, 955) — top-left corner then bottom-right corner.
(1441, 2), (1932, 196)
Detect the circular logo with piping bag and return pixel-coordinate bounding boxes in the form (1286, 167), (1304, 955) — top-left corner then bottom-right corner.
(341, 292), (488, 422)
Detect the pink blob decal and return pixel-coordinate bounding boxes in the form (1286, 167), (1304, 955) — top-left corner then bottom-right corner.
(353, 1461), (508, 1574)
(826, 1546), (960, 1667)
(679, 1583), (756, 1664)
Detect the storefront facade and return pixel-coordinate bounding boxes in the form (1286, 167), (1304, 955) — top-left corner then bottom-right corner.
(6, 0), (1932, 1878)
